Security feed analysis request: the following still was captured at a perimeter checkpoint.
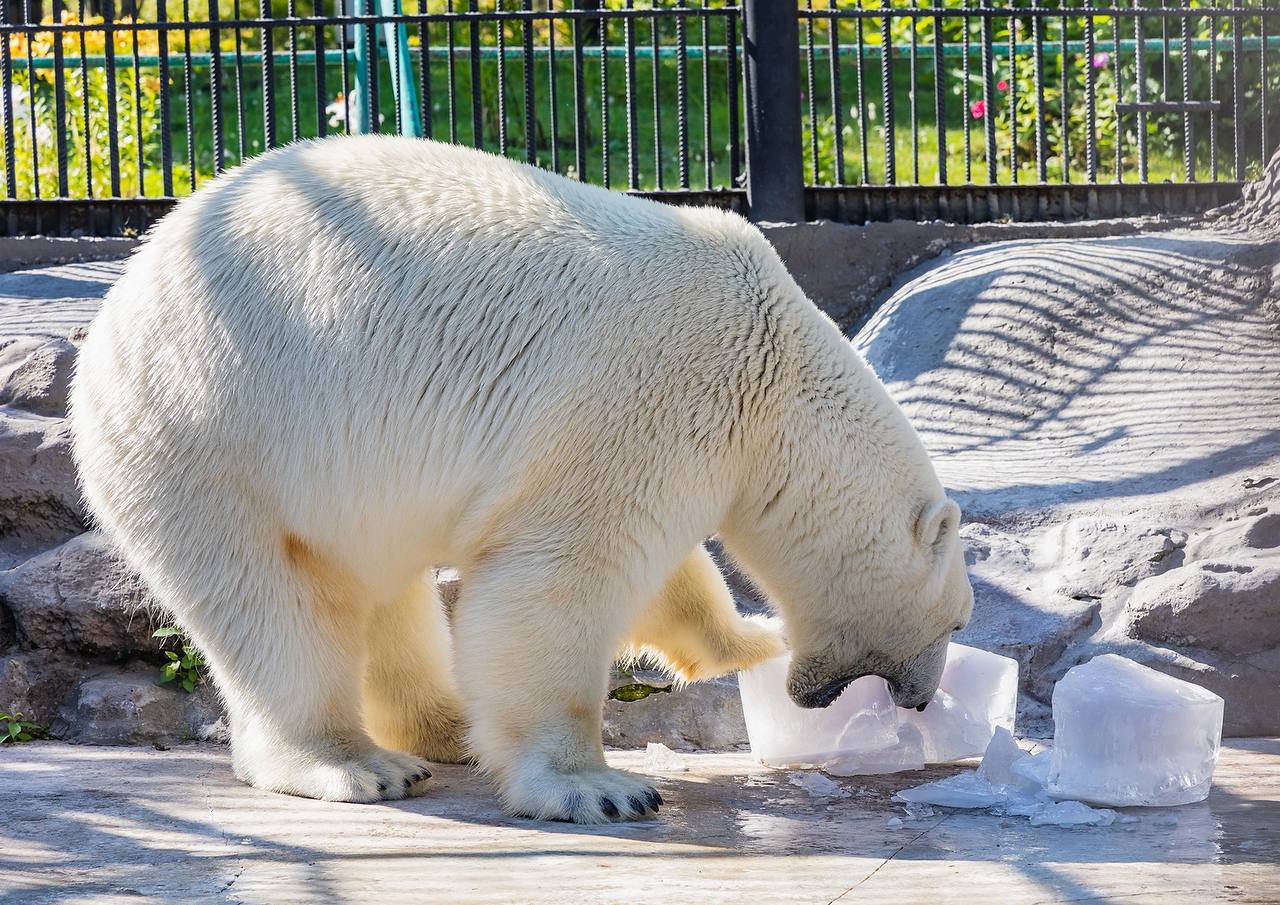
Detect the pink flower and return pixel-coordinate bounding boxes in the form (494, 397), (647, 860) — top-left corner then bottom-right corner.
(970, 100), (986, 119)
(997, 79), (1008, 91)
(1092, 51), (1110, 68)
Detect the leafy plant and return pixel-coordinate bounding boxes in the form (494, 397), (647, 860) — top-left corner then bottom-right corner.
(1, 711), (48, 743)
(153, 625), (205, 694)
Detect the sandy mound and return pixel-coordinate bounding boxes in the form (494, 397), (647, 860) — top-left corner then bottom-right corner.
(856, 161), (1280, 735)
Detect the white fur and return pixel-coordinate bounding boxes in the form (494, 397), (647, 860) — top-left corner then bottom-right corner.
(69, 136), (970, 822)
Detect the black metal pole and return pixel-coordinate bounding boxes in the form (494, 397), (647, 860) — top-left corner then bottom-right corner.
(742, 0), (804, 222)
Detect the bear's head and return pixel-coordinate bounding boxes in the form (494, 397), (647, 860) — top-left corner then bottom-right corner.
(723, 317), (974, 712)
(781, 494), (973, 711)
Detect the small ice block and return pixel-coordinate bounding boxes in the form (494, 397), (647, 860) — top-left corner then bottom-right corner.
(900, 643), (1020, 763)
(1048, 654), (1224, 807)
(737, 643), (1018, 775)
(644, 742), (688, 773)
(736, 653), (899, 767)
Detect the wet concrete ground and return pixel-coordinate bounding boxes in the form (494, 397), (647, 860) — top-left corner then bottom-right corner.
(4, 740), (1278, 904)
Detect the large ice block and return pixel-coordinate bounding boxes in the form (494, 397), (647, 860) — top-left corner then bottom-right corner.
(737, 642), (1018, 774)
(1048, 654), (1224, 807)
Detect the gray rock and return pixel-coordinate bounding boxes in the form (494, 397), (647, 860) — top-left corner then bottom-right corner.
(0, 650), (81, 726)
(1046, 517), (1186, 599)
(54, 666), (225, 745)
(0, 409), (85, 568)
(0, 532), (160, 656)
(604, 671), (748, 750)
(0, 336), (77, 417)
(1128, 558), (1280, 653)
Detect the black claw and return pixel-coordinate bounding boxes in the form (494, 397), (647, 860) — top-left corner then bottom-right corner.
(404, 777), (413, 789)
(628, 795), (647, 815)
(645, 790), (663, 811)
(600, 796), (620, 819)
(377, 783), (387, 793)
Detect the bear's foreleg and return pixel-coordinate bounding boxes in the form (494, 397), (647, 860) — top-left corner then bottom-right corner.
(452, 551), (663, 824)
(363, 577), (471, 764)
(619, 545), (787, 683)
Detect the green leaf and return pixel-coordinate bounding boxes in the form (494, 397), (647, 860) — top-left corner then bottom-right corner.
(7, 722), (19, 740)
(152, 626), (182, 639)
(181, 677), (196, 693)
(607, 682), (673, 703)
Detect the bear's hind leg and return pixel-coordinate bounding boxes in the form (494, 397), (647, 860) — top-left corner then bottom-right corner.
(452, 553), (662, 824)
(153, 525), (435, 803)
(620, 545), (786, 683)
(363, 577), (470, 764)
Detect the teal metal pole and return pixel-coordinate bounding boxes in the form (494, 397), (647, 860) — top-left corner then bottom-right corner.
(381, 0), (422, 136)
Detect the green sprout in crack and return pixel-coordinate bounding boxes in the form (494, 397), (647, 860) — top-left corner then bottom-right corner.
(1, 711), (48, 744)
(153, 625), (206, 694)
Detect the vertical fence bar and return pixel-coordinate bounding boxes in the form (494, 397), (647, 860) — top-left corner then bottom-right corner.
(1262, 0), (1270, 163)
(1060, 4), (1069, 181)
(701, 2), (712, 189)
(1232, 0), (1243, 179)
(470, 0), (483, 148)
(599, 4), (609, 186)
(805, 0), (818, 183)
(262, 0), (277, 149)
(1181, 0), (1193, 180)
(315, 10), (328, 138)
(523, 0), (534, 162)
(981, 0), (996, 183)
(157, 0), (172, 195)
(677, 0), (690, 189)
(22, 0), (40, 197)
(652, 9), (663, 188)
(1209, 0), (1218, 182)
(742, 0), (804, 220)
(571, 0), (586, 179)
(963, 12), (972, 182)
(549, 3), (559, 172)
(911, 0), (920, 183)
(933, 9), (946, 185)
(497, 0), (508, 155)
(626, 0), (638, 188)
(1009, 15), (1018, 182)
(235, 13), (247, 158)
(830, 10), (846, 184)
(447, 0), (458, 143)
(728, 10), (741, 186)
(1113, 10), (1121, 181)
(856, 0), (869, 183)
(183, 0), (195, 191)
(77, 0), (92, 196)
(1084, 0), (1097, 182)
(1, 18), (14, 198)
(210, 0), (224, 173)
(1033, 0), (1048, 181)
(339, 0), (352, 134)
(882, 3), (896, 183)
(55, 0), (71, 196)
(102, 0), (121, 196)
(1136, 0), (1148, 182)
(289, 0), (300, 139)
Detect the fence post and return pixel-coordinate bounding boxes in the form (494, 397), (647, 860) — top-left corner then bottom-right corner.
(741, 0), (804, 222)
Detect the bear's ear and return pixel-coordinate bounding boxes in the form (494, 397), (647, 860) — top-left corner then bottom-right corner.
(915, 498), (960, 550)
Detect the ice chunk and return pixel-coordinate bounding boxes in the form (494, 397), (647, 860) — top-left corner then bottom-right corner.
(1028, 800), (1118, 827)
(1048, 654), (1224, 807)
(644, 742), (688, 773)
(976, 726), (1024, 786)
(737, 643), (1018, 775)
(902, 801), (935, 819)
(736, 652), (900, 767)
(900, 645), (1019, 763)
(885, 816), (904, 828)
(787, 772), (848, 798)
(896, 770), (1006, 809)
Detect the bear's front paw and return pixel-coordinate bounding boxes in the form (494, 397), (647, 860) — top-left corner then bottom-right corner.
(502, 765), (663, 824)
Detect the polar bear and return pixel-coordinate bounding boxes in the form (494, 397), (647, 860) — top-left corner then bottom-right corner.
(70, 136), (972, 823)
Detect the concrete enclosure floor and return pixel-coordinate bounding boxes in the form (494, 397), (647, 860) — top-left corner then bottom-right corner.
(4, 741), (1278, 904)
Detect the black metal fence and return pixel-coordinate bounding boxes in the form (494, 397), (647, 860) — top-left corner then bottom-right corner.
(2, 0), (1278, 235)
